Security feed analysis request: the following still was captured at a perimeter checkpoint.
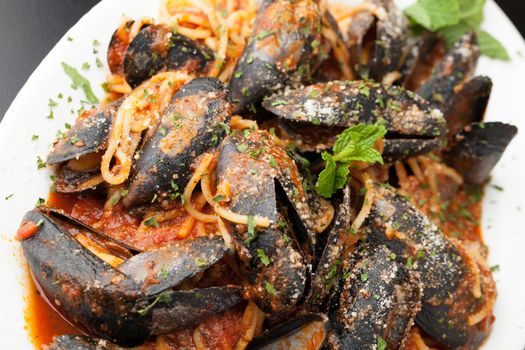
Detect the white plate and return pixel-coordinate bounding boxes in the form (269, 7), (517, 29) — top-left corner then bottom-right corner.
(0, 0), (524, 348)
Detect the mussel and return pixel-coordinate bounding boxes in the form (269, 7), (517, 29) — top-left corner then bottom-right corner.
(229, 0), (325, 113)
(123, 77), (232, 208)
(346, 0), (409, 83)
(215, 130), (330, 315)
(46, 99), (123, 192)
(361, 184), (494, 348)
(444, 122), (518, 184)
(20, 209), (242, 347)
(327, 243), (422, 349)
(262, 80), (446, 161)
(417, 33), (479, 111)
(123, 24), (213, 88)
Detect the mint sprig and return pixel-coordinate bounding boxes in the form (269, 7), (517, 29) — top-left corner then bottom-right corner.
(315, 124), (387, 198)
(405, 0), (509, 60)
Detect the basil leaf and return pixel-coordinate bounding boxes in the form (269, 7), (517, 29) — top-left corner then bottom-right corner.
(405, 0), (460, 31)
(477, 30), (510, 60)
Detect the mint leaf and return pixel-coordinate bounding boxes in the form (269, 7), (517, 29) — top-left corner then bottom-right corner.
(333, 124), (387, 163)
(316, 152), (337, 198)
(405, 0), (460, 31)
(459, 0), (485, 27)
(316, 124), (386, 198)
(334, 163), (350, 190)
(439, 23), (471, 48)
(477, 30), (510, 60)
(62, 62), (99, 104)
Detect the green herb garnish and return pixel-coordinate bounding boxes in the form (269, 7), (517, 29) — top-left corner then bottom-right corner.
(257, 30), (276, 40)
(36, 156), (46, 170)
(137, 291), (172, 316)
(144, 217), (159, 228)
(62, 62), (99, 104)
(315, 124), (386, 198)
(264, 281), (276, 295)
(405, 0), (509, 60)
(256, 249), (270, 266)
(246, 215), (256, 243)
(377, 336), (387, 350)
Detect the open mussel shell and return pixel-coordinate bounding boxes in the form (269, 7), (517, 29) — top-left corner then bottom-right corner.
(20, 209), (242, 346)
(444, 122), (518, 184)
(362, 184), (493, 348)
(327, 242), (422, 349)
(123, 24), (213, 88)
(47, 99), (122, 165)
(123, 77), (232, 208)
(45, 209), (140, 258)
(308, 186), (351, 312)
(445, 76), (492, 137)
(346, 0), (409, 83)
(229, 0), (324, 113)
(107, 20), (150, 76)
(53, 162), (104, 193)
(417, 32), (479, 111)
(215, 131), (309, 315)
(247, 314), (328, 350)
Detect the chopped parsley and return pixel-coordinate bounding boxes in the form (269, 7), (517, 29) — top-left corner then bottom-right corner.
(35, 198), (45, 207)
(264, 281), (276, 295)
(406, 256), (414, 269)
(195, 258), (206, 267)
(144, 217), (159, 228)
(256, 249), (270, 266)
(490, 264), (500, 272)
(213, 195), (227, 202)
(36, 156), (46, 170)
(70, 135), (82, 145)
(5, 194), (13, 200)
(257, 30), (276, 40)
(31, 135), (39, 141)
(62, 62), (99, 104)
(159, 266), (169, 279)
(270, 99), (289, 107)
(137, 291), (172, 316)
(360, 273), (369, 282)
(236, 143), (248, 153)
(377, 336), (387, 350)
(246, 215), (256, 244)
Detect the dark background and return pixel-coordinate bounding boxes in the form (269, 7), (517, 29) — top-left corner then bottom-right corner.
(0, 0), (523, 121)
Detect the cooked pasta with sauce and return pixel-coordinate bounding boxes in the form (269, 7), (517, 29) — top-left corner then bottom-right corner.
(16, 0), (517, 349)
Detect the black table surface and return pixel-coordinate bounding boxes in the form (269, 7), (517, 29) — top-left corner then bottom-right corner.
(0, 0), (523, 122)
